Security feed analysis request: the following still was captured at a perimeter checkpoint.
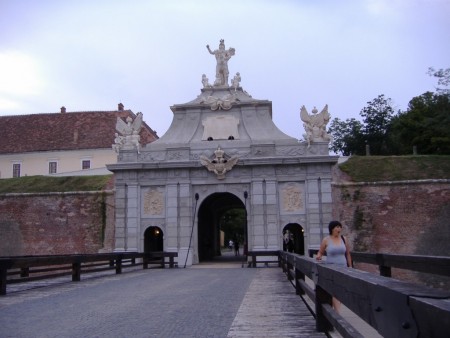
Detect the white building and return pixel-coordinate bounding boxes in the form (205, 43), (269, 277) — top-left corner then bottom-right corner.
(0, 104), (158, 179)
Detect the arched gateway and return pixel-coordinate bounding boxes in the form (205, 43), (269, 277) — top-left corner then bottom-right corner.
(107, 40), (338, 266)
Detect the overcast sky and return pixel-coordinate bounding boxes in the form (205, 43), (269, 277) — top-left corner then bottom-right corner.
(1, 0), (449, 139)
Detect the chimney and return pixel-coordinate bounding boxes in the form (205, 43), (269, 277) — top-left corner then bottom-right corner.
(60, 106), (66, 113)
(118, 103), (124, 111)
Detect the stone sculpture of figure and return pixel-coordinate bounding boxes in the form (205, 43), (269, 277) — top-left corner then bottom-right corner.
(300, 105), (332, 148)
(206, 39), (235, 87)
(201, 74), (211, 88)
(113, 112), (143, 153)
(231, 72), (241, 91)
(112, 132), (124, 153)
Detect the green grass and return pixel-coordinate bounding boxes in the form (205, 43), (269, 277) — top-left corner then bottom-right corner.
(339, 155), (450, 182)
(0, 175), (113, 194)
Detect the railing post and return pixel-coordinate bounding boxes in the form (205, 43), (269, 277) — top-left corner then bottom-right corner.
(315, 284), (333, 332)
(0, 267), (7, 296)
(161, 254), (165, 268)
(72, 262), (81, 282)
(20, 267), (30, 278)
(294, 257), (305, 295)
(252, 254), (257, 268)
(143, 254), (149, 269)
(380, 265), (392, 277)
(115, 256), (122, 274)
(169, 255), (174, 268)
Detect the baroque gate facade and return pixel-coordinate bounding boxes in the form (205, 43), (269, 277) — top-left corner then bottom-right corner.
(107, 41), (338, 266)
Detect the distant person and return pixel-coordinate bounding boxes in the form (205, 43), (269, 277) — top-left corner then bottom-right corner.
(316, 220), (352, 313)
(229, 240), (233, 250)
(234, 241), (240, 256)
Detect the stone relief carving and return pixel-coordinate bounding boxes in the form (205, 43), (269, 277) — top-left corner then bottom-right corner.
(206, 39), (235, 87)
(143, 188), (165, 216)
(113, 112), (143, 153)
(276, 146), (307, 156)
(200, 146), (239, 180)
(300, 105), (332, 148)
(281, 184), (304, 212)
(202, 115), (240, 140)
(200, 93), (238, 110)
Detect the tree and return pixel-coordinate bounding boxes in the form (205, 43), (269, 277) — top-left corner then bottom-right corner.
(360, 94), (395, 155)
(427, 67), (450, 94)
(328, 95), (396, 155)
(328, 118), (364, 155)
(390, 91), (450, 154)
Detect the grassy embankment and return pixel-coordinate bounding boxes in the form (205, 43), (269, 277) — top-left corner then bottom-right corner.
(0, 175), (112, 194)
(338, 155), (450, 182)
(0, 156), (449, 192)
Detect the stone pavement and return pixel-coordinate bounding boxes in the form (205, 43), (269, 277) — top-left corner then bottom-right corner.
(0, 263), (325, 338)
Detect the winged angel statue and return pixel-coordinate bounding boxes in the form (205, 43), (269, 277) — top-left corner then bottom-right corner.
(113, 112), (143, 153)
(200, 147), (239, 180)
(300, 105), (332, 148)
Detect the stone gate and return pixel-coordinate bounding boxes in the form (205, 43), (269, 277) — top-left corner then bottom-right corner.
(107, 40), (338, 266)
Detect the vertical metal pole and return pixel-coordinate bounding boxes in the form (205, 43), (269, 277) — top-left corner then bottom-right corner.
(242, 191), (248, 268)
(318, 177), (324, 242)
(184, 193), (199, 268)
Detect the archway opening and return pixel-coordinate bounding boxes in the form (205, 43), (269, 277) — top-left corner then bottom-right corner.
(144, 226), (164, 252)
(283, 223), (305, 255)
(197, 192), (247, 262)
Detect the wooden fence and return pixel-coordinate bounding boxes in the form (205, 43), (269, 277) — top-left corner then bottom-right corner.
(0, 251), (177, 296)
(278, 251), (450, 338)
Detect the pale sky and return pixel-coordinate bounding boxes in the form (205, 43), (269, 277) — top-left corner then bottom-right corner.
(1, 0), (449, 139)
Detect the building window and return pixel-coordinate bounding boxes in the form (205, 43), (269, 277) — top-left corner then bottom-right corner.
(82, 160), (91, 170)
(49, 161), (57, 174)
(13, 163), (21, 178)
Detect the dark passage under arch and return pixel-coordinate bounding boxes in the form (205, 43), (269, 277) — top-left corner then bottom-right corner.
(197, 192), (247, 262)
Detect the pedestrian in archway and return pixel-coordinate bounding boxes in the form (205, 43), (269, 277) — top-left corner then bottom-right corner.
(234, 240), (240, 256)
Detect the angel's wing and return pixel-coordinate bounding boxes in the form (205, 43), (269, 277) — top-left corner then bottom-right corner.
(224, 156), (239, 170)
(319, 105), (330, 123)
(131, 112), (143, 131)
(115, 117), (130, 135)
(314, 105), (330, 126)
(300, 105), (310, 123)
(200, 155), (215, 170)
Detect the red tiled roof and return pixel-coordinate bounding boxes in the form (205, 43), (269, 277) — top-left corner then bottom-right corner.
(0, 109), (158, 154)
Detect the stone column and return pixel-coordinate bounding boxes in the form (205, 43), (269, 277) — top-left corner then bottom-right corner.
(114, 183), (126, 252)
(125, 182), (139, 252)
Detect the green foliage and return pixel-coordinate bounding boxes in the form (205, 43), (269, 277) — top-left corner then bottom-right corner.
(329, 118), (364, 155)
(0, 175), (112, 193)
(427, 67), (450, 94)
(390, 92), (450, 155)
(339, 155), (450, 182)
(329, 95), (395, 155)
(220, 208), (246, 244)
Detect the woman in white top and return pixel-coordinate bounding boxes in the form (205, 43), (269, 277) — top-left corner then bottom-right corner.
(316, 220), (352, 312)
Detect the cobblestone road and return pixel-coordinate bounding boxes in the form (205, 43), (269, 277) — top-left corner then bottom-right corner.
(0, 266), (324, 338)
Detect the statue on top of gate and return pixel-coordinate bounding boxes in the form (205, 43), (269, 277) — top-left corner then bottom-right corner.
(300, 105), (332, 148)
(113, 112), (143, 154)
(206, 39), (236, 87)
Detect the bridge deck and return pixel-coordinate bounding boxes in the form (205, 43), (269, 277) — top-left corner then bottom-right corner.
(0, 263), (329, 338)
(226, 267), (326, 337)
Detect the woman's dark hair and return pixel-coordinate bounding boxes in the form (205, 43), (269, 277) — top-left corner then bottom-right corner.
(328, 220), (342, 235)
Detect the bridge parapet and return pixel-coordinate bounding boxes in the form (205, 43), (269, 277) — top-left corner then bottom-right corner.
(279, 251), (450, 338)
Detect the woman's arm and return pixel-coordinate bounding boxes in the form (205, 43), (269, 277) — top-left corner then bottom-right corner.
(316, 237), (327, 261)
(343, 236), (353, 267)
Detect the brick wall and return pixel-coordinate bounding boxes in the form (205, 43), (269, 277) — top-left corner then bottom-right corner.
(332, 169), (450, 288)
(0, 191), (115, 256)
